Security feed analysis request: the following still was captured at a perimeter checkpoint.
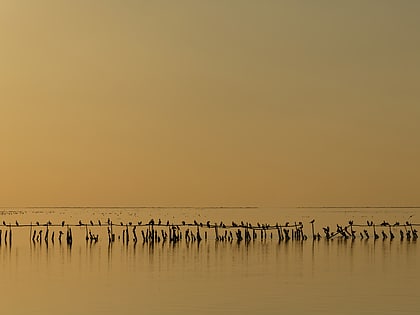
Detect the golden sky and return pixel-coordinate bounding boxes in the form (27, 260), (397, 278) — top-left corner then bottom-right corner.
(0, 1), (419, 207)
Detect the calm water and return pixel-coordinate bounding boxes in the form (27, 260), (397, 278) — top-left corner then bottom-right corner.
(0, 207), (419, 315)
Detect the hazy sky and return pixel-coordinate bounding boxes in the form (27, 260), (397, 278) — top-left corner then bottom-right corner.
(0, 1), (419, 207)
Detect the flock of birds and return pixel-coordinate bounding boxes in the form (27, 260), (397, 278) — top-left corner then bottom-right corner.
(320, 220), (418, 241)
(0, 218), (418, 245)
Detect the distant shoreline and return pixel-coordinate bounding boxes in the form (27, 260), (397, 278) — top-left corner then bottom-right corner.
(297, 206), (420, 209)
(1, 205), (420, 209)
(0, 206), (260, 209)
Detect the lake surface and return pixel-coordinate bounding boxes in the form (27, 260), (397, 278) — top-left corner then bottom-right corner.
(0, 207), (419, 315)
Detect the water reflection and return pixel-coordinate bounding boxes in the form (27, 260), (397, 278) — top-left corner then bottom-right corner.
(0, 207), (419, 315)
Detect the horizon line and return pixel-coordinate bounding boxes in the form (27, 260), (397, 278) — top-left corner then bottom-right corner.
(1, 205), (420, 209)
(0, 205), (260, 209)
(297, 206), (420, 209)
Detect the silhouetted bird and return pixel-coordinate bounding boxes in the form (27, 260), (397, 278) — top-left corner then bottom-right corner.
(310, 219), (315, 224)
(61, 221), (65, 227)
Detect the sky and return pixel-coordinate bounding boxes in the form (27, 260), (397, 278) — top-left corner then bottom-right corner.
(0, 1), (419, 207)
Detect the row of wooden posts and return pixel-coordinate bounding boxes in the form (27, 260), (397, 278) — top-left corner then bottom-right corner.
(0, 219), (417, 245)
